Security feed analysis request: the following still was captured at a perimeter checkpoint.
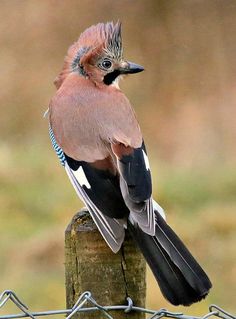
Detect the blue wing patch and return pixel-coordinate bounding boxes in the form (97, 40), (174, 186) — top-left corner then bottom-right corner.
(49, 125), (66, 166)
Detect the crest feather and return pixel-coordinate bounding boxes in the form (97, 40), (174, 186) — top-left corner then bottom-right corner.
(54, 22), (123, 89)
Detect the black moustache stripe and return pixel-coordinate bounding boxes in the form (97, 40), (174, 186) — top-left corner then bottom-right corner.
(103, 70), (121, 85)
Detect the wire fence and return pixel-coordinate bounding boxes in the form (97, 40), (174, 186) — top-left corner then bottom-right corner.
(0, 290), (235, 319)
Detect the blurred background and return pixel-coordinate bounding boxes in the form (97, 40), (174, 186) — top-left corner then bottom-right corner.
(0, 0), (236, 315)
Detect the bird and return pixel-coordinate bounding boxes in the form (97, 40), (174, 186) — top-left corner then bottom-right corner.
(48, 21), (212, 306)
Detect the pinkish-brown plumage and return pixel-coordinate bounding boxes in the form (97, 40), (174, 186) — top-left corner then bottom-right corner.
(50, 73), (141, 162)
(50, 21), (142, 163)
(54, 22), (122, 89)
(48, 22), (212, 306)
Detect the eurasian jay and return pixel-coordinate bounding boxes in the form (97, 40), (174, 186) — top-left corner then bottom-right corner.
(48, 22), (212, 306)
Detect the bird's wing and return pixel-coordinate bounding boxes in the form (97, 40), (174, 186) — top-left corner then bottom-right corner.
(111, 141), (156, 236)
(49, 126), (126, 253)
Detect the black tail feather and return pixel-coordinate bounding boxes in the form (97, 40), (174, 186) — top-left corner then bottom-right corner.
(128, 213), (212, 306)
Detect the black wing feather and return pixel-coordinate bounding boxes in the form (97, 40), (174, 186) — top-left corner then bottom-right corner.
(118, 141), (152, 201)
(65, 155), (129, 219)
(115, 141), (155, 235)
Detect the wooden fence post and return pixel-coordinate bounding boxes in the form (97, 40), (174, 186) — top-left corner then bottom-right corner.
(65, 209), (146, 319)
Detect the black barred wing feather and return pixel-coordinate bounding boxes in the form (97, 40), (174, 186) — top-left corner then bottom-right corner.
(49, 126), (66, 166)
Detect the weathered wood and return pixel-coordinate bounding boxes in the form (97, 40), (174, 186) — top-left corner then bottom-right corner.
(65, 209), (146, 319)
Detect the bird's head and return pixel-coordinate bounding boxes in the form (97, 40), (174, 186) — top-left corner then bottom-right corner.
(55, 22), (144, 89)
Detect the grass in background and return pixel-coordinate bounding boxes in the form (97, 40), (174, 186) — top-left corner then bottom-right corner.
(0, 141), (236, 314)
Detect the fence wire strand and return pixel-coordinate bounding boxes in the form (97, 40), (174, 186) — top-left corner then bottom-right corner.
(0, 290), (235, 319)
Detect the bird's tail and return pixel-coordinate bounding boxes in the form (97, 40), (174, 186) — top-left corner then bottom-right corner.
(128, 211), (212, 306)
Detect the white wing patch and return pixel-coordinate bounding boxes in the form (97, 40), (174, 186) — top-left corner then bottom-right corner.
(64, 162), (125, 253)
(72, 166), (91, 189)
(142, 149), (150, 170)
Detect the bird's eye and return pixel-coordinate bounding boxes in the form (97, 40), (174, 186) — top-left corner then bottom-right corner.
(101, 59), (112, 69)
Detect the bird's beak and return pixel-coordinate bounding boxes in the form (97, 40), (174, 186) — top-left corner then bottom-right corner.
(119, 61), (144, 74)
